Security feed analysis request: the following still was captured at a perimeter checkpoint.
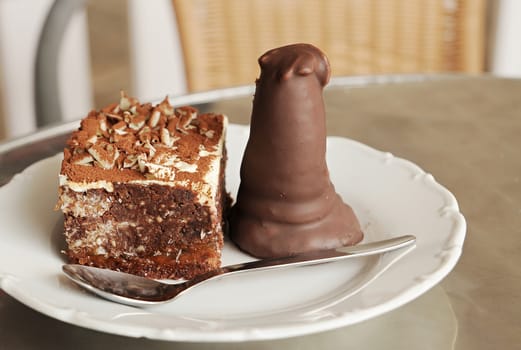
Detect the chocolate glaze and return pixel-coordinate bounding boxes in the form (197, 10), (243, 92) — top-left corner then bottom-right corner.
(229, 43), (363, 258)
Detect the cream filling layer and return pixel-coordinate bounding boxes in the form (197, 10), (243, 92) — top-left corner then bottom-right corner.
(59, 117), (227, 208)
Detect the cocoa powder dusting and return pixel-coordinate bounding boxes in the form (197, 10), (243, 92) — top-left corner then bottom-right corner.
(61, 92), (225, 183)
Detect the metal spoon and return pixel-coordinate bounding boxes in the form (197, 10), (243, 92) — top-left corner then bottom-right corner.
(62, 235), (415, 307)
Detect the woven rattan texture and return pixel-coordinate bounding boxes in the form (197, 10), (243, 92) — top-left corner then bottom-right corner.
(173, 0), (485, 91)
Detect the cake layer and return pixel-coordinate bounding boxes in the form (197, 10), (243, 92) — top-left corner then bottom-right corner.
(61, 180), (226, 279)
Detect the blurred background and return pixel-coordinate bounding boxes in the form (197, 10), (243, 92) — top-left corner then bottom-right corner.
(0, 0), (519, 141)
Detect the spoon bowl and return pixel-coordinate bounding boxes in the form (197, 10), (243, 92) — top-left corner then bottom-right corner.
(63, 235), (415, 307)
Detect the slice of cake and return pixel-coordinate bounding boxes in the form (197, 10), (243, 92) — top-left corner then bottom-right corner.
(56, 92), (228, 279)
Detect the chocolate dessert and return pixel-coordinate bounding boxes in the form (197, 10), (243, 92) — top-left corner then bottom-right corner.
(56, 92), (228, 279)
(230, 43), (363, 258)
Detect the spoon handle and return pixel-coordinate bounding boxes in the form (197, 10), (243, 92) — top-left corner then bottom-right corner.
(177, 235), (416, 297)
(220, 235), (416, 274)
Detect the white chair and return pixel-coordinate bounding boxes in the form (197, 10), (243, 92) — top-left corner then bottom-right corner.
(0, 0), (92, 139)
(488, 0), (521, 77)
(0, 0), (186, 140)
(127, 0), (187, 101)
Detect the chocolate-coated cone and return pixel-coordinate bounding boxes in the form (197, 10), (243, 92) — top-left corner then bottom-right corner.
(229, 44), (363, 258)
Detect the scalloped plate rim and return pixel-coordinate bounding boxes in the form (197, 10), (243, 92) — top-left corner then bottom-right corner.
(0, 123), (466, 342)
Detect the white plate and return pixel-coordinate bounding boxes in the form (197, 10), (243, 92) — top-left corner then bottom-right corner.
(0, 124), (465, 342)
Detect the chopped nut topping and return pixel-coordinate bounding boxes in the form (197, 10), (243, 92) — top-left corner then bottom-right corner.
(123, 154), (138, 168)
(160, 128), (174, 147)
(158, 96), (174, 116)
(112, 120), (127, 134)
(175, 106), (197, 133)
(119, 91), (134, 111)
(64, 91), (223, 180)
(88, 142), (119, 169)
(149, 110), (161, 128)
(105, 113), (123, 122)
(129, 115), (146, 130)
(71, 153), (94, 165)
